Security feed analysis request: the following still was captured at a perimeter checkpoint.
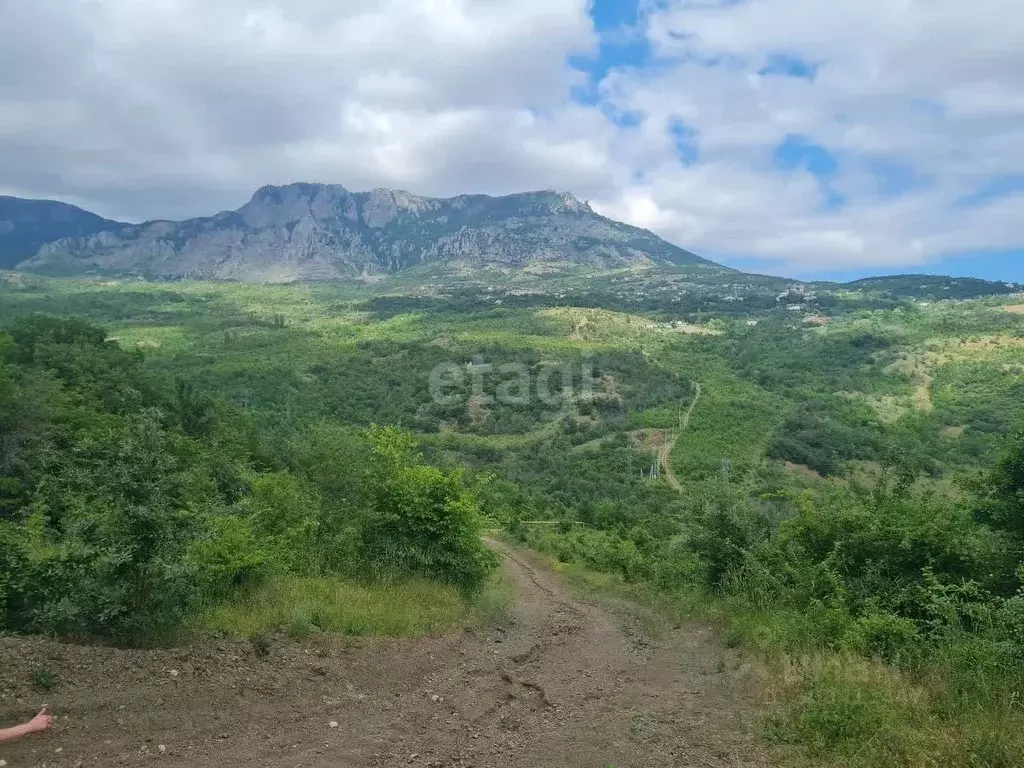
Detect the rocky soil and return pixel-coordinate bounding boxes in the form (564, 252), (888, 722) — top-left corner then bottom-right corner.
(1, 542), (771, 767)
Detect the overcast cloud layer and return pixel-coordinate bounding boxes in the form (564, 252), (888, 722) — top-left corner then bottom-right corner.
(1, 0), (1022, 276)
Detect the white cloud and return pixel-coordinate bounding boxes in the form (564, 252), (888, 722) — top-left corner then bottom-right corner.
(0, 0), (1022, 274)
(0, 0), (601, 218)
(587, 0), (1024, 271)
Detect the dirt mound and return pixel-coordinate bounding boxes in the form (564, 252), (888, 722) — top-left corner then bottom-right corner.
(1, 543), (770, 767)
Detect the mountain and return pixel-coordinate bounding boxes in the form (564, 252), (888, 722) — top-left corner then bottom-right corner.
(843, 274), (1022, 300)
(0, 196), (124, 270)
(15, 183), (712, 281)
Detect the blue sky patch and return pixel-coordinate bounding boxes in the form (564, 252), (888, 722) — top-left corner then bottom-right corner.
(669, 119), (700, 165)
(957, 176), (1024, 208)
(774, 135), (838, 176)
(860, 159), (932, 197)
(572, 0), (650, 91)
(759, 54), (819, 80)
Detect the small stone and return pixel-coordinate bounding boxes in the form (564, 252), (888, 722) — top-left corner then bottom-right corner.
(1, 759), (8, 767)
(329, 721), (339, 729)
(158, 744), (166, 753)
(430, 695), (440, 703)
(169, 670), (180, 678)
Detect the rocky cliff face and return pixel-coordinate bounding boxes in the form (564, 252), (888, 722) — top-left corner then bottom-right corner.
(18, 183), (710, 281)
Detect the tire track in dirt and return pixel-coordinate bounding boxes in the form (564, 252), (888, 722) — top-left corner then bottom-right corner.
(1, 538), (769, 768)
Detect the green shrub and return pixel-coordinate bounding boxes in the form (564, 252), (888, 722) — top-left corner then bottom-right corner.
(33, 666), (54, 690)
(688, 482), (771, 589)
(760, 481), (1010, 622)
(845, 613), (922, 665)
(287, 612), (315, 639)
(360, 426), (498, 590)
(243, 471), (322, 574)
(0, 520), (31, 628)
(973, 428), (1024, 537)
(7, 411), (210, 644)
(186, 515), (271, 598)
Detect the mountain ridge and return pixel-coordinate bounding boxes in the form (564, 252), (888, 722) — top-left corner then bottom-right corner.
(10, 183), (714, 282)
(0, 196), (124, 271)
(5, 187), (1021, 297)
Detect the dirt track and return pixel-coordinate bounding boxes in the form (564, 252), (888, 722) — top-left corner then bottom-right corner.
(1, 541), (770, 767)
(658, 382), (702, 493)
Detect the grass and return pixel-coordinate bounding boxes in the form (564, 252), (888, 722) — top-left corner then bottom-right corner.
(543, 556), (709, 641)
(191, 573), (512, 639)
(758, 648), (1024, 768)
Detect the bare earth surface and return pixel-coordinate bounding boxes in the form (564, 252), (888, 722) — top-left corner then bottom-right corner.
(1, 542), (771, 768)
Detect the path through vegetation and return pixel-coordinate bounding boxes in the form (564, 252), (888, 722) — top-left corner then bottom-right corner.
(0, 540), (769, 768)
(658, 381), (702, 493)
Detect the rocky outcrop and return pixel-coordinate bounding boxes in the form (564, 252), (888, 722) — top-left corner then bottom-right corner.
(18, 183), (711, 281)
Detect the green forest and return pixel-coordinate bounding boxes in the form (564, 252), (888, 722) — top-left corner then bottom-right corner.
(1, 271), (1023, 766)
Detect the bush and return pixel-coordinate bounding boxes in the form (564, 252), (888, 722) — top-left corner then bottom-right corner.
(760, 481), (1011, 621)
(360, 426), (498, 590)
(243, 471), (322, 574)
(186, 515), (271, 598)
(6, 411), (210, 644)
(845, 613), (922, 665)
(0, 520), (32, 628)
(687, 480), (772, 589)
(767, 400), (884, 477)
(973, 428), (1024, 537)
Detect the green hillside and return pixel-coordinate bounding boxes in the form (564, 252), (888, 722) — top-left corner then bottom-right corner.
(1, 269), (1023, 766)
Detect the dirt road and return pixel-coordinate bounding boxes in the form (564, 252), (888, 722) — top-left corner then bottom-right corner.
(1, 541), (769, 767)
(658, 381), (702, 493)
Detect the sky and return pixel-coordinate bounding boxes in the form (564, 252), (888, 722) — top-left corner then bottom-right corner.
(1, 0), (1022, 282)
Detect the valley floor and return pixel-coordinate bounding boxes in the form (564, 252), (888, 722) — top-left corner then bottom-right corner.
(0, 542), (770, 768)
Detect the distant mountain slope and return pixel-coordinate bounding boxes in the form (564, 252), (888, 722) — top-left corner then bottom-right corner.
(0, 196), (123, 270)
(18, 184), (713, 281)
(844, 274), (1022, 300)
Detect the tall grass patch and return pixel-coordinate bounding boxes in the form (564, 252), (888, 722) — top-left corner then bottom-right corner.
(192, 572), (511, 639)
